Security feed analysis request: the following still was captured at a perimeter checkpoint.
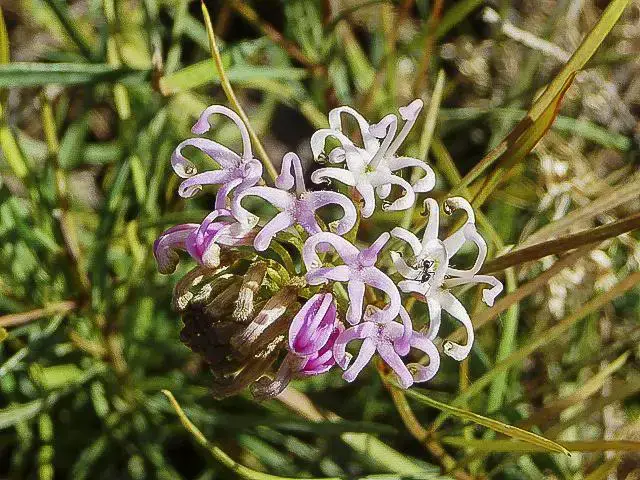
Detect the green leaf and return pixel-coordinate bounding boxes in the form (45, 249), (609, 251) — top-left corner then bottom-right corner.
(0, 400), (43, 430)
(400, 387), (569, 455)
(0, 63), (148, 88)
(160, 60), (308, 93)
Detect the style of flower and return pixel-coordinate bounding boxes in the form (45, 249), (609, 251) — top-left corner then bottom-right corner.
(333, 306), (440, 389)
(170, 105), (263, 208)
(303, 232), (401, 325)
(252, 293), (344, 399)
(309, 100), (436, 218)
(390, 197), (503, 361)
(153, 209), (255, 274)
(233, 152), (357, 251)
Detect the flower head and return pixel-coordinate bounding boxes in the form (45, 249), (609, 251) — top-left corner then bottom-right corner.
(153, 209), (255, 273)
(233, 152), (357, 251)
(310, 100), (435, 217)
(333, 306), (439, 388)
(171, 105), (263, 209)
(303, 232), (401, 325)
(390, 197), (503, 360)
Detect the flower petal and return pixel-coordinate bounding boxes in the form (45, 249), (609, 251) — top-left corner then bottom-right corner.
(424, 296), (441, 340)
(444, 274), (503, 307)
(328, 105), (380, 153)
(421, 198), (440, 245)
(342, 337), (376, 383)
(191, 105), (253, 161)
(171, 137), (240, 178)
(442, 197), (476, 256)
(306, 191), (357, 235)
(439, 291), (474, 361)
(358, 232), (390, 267)
(377, 342), (413, 389)
(333, 322), (377, 370)
(153, 224), (197, 273)
(311, 167), (356, 188)
(177, 169), (231, 198)
(214, 176), (243, 210)
(408, 332), (440, 383)
(390, 227), (422, 257)
(388, 156), (436, 193)
(254, 211), (294, 251)
(346, 280), (366, 325)
(357, 182), (376, 218)
(303, 232), (360, 270)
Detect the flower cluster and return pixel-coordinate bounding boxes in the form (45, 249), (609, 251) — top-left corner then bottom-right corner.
(155, 102), (503, 399)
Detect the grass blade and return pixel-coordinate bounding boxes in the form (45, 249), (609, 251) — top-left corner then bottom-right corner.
(0, 63), (147, 87)
(400, 387), (568, 455)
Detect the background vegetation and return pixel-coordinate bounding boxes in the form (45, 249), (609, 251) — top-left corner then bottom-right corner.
(0, 0), (639, 478)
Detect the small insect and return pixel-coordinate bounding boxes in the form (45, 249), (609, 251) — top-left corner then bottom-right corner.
(416, 258), (435, 283)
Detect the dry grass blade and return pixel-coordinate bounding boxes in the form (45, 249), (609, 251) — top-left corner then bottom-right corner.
(481, 211), (640, 273)
(441, 437), (640, 453)
(0, 301), (77, 328)
(400, 386), (569, 454)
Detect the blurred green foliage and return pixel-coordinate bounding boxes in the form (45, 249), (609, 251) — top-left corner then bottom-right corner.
(0, 0), (639, 479)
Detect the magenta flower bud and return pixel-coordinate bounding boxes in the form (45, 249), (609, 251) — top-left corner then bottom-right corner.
(289, 293), (338, 356)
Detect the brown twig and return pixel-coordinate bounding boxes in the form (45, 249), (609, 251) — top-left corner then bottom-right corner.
(0, 301), (77, 328)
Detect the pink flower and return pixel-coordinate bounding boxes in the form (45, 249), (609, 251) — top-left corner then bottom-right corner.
(153, 209), (254, 274)
(233, 152), (357, 251)
(171, 105), (262, 209)
(251, 293), (344, 399)
(333, 306), (440, 389)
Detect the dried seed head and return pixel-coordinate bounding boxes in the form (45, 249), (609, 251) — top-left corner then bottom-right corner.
(233, 261), (268, 323)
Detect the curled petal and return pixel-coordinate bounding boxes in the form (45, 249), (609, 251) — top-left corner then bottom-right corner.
(306, 191), (357, 235)
(446, 224), (487, 277)
(214, 177), (243, 210)
(443, 197), (476, 256)
(333, 322), (377, 370)
(191, 105), (253, 161)
(408, 333), (440, 383)
(303, 232), (360, 270)
(397, 279), (428, 296)
(178, 169), (231, 198)
(369, 173), (415, 213)
(311, 167), (356, 188)
(424, 297), (441, 340)
(328, 105), (380, 152)
(310, 128), (356, 160)
(368, 114), (398, 168)
(444, 274), (504, 307)
(171, 137), (240, 178)
(394, 306), (414, 356)
(390, 252), (421, 280)
(439, 291), (474, 361)
(421, 198), (440, 245)
(254, 211), (294, 251)
(153, 224), (197, 274)
(357, 182), (376, 218)
(386, 99), (423, 157)
(276, 152), (306, 194)
(391, 227), (422, 257)
(376, 183), (391, 199)
(388, 156), (436, 193)
(362, 269), (402, 324)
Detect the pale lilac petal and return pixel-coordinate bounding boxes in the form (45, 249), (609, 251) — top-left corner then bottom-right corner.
(295, 207), (323, 236)
(306, 191), (357, 235)
(368, 114), (398, 168)
(390, 227), (422, 257)
(346, 280), (365, 325)
(389, 252), (421, 280)
(191, 105), (253, 161)
(408, 333), (440, 383)
(214, 177), (243, 210)
(303, 232), (360, 270)
(333, 322), (377, 369)
(236, 186), (294, 211)
(424, 297), (441, 340)
(394, 306), (414, 356)
(377, 342), (413, 389)
(422, 199), (440, 245)
(362, 269), (401, 324)
(311, 167), (356, 188)
(177, 169), (231, 198)
(386, 99), (423, 157)
(444, 275), (503, 307)
(388, 156), (436, 193)
(328, 105), (380, 152)
(442, 197), (476, 256)
(306, 265), (351, 285)
(369, 173), (415, 212)
(276, 152), (306, 194)
(288, 293), (323, 351)
(358, 232), (390, 267)
(310, 128), (356, 160)
(254, 211), (294, 251)
(397, 279), (428, 295)
(446, 224), (487, 277)
(171, 137), (240, 178)
(342, 337), (376, 382)
(439, 291), (474, 361)
(357, 182), (376, 218)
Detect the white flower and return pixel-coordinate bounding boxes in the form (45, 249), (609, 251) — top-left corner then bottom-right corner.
(309, 100), (435, 218)
(390, 197), (503, 361)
